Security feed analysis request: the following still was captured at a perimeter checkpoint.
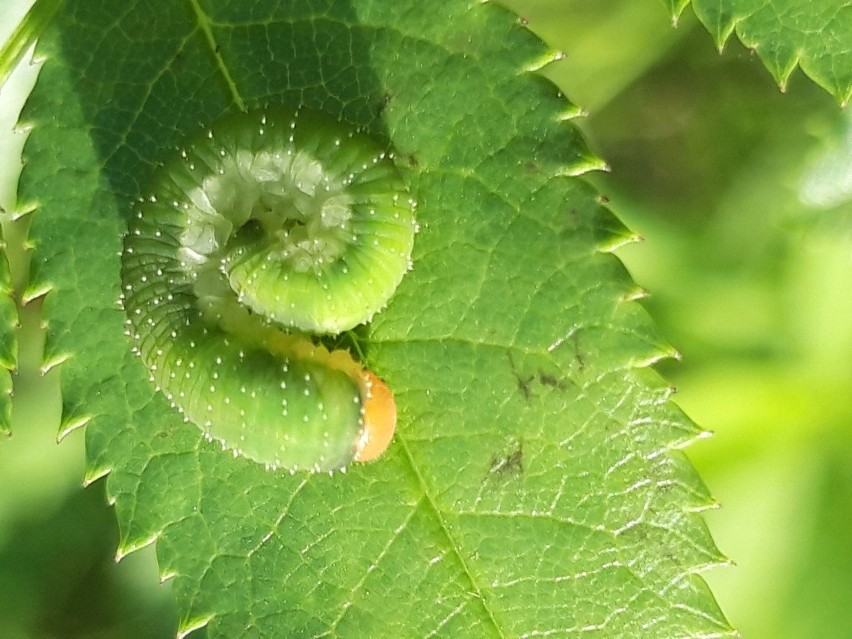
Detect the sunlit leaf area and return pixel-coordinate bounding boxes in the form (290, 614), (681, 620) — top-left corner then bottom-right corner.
(1, 1), (850, 637)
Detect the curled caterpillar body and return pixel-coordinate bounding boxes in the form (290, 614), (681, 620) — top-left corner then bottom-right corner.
(121, 108), (415, 472)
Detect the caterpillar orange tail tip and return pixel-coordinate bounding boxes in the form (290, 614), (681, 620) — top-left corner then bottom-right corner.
(354, 370), (397, 462)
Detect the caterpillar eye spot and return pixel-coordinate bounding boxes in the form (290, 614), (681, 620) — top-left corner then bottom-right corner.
(121, 108), (414, 472)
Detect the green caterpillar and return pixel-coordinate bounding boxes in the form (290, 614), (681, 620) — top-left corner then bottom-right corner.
(120, 108), (416, 472)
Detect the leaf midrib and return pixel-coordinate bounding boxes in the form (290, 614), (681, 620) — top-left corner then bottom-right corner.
(170, 4), (508, 636)
(185, 0), (245, 111)
(396, 437), (508, 639)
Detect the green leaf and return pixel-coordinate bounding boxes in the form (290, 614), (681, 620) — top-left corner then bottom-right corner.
(0, 0), (61, 89)
(682, 0), (852, 104)
(0, 225), (15, 434)
(17, 0), (731, 635)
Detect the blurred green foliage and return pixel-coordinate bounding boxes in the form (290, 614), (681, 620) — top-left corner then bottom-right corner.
(511, 2), (852, 638)
(0, 2), (179, 637)
(1, 1), (850, 637)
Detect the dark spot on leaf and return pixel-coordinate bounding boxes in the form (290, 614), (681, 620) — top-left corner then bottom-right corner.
(507, 352), (534, 401)
(537, 371), (572, 390)
(538, 372), (557, 386)
(375, 93), (392, 116)
(572, 332), (586, 371)
(515, 374), (533, 400)
(489, 442), (524, 478)
(509, 352), (574, 400)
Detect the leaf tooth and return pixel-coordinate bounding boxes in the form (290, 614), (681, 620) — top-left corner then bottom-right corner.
(684, 492), (722, 516)
(521, 48), (565, 74)
(668, 0), (691, 26)
(774, 50), (803, 94)
(596, 228), (642, 254)
(556, 104), (588, 122)
(622, 287), (649, 303)
(82, 464), (111, 487)
(555, 154), (610, 178)
(57, 412), (92, 442)
(8, 97), (38, 133)
(158, 569), (177, 584)
(671, 427), (715, 453)
(5, 200), (37, 221)
(630, 347), (681, 369)
(39, 349), (71, 375)
(114, 531), (160, 562)
(177, 615), (214, 639)
(712, 12), (747, 53)
(21, 279), (51, 305)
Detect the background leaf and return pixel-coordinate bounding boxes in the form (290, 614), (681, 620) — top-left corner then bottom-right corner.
(12, 0), (730, 636)
(0, 228), (15, 434)
(680, 0), (852, 104)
